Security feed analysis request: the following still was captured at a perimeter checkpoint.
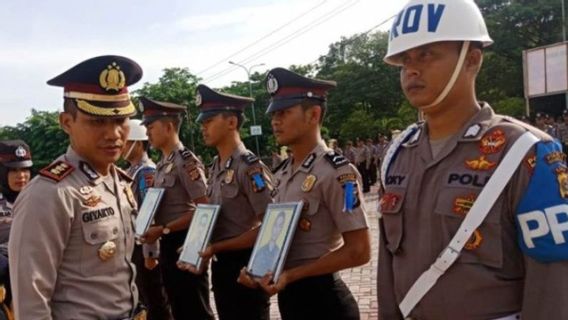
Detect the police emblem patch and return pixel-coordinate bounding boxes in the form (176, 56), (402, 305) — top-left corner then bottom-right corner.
(83, 195), (102, 207)
(98, 241), (117, 261)
(14, 145), (27, 158)
(465, 155), (496, 171)
(525, 154), (537, 172)
(195, 92), (202, 106)
(299, 217), (312, 232)
(266, 73), (279, 94)
(380, 193), (400, 213)
(546, 151), (566, 164)
(463, 123), (482, 139)
(480, 129), (506, 154)
(247, 167), (266, 192)
(187, 166), (201, 181)
(464, 229), (483, 250)
(302, 174), (317, 192)
(99, 62), (126, 92)
(79, 185), (93, 195)
(555, 166), (568, 198)
(225, 169), (234, 184)
(453, 194), (477, 215)
(337, 173), (360, 213)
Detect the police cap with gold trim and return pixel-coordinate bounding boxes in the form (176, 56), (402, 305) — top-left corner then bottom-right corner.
(139, 97), (187, 125)
(265, 67), (336, 113)
(195, 84), (254, 122)
(47, 55), (142, 118)
(0, 140), (33, 169)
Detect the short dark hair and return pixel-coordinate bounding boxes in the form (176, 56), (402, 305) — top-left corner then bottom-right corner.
(158, 116), (182, 131)
(63, 99), (78, 118)
(220, 111), (245, 129)
(301, 100), (327, 124)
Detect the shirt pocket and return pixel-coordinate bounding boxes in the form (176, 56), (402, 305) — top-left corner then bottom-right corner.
(434, 187), (503, 269)
(301, 196), (320, 217)
(221, 182), (239, 199)
(161, 174), (176, 188)
(379, 188), (405, 254)
(80, 213), (120, 275)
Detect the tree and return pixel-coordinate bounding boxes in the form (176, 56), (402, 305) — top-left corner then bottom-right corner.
(0, 109), (68, 171)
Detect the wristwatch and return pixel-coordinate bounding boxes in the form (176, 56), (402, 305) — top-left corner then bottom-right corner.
(162, 225), (171, 235)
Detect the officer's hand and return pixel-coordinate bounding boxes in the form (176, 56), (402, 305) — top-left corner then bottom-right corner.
(145, 257), (158, 270)
(176, 261), (191, 271)
(237, 267), (258, 289)
(258, 271), (288, 296)
(142, 226), (163, 244)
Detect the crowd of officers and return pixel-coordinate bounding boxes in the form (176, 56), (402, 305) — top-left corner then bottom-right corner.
(3, 0), (568, 319)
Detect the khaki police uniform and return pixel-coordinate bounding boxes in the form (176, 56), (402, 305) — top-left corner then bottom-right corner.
(10, 147), (138, 319)
(274, 142), (369, 319)
(378, 105), (568, 319)
(0, 195), (12, 246)
(152, 142), (213, 320)
(208, 143), (273, 319)
(127, 155), (172, 320)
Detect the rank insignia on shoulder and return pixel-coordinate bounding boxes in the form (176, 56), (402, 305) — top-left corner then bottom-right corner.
(480, 129), (506, 154)
(302, 174), (317, 192)
(555, 166), (568, 198)
(465, 155), (496, 171)
(324, 151), (348, 168)
(39, 161), (75, 182)
(337, 174), (360, 213)
(453, 194), (476, 215)
(225, 169), (234, 184)
(242, 153), (259, 165)
(546, 151), (566, 164)
(180, 148), (193, 160)
(80, 161), (100, 181)
(247, 167), (266, 192)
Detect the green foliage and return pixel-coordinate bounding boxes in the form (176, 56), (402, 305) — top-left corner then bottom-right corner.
(0, 109), (68, 171)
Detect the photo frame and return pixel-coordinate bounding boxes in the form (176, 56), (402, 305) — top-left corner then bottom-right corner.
(247, 202), (303, 283)
(134, 187), (165, 238)
(178, 204), (221, 270)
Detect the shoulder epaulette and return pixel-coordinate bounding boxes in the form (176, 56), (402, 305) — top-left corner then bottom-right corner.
(272, 158), (289, 173)
(39, 160), (75, 182)
(179, 148), (193, 160)
(242, 152), (259, 165)
(324, 151), (349, 169)
(116, 167), (133, 183)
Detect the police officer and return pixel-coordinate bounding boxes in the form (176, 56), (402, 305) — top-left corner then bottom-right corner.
(239, 67), (371, 320)
(378, 0), (568, 319)
(140, 97), (213, 320)
(9, 55), (143, 319)
(0, 140), (33, 314)
(0, 140), (33, 245)
(180, 84), (273, 319)
(123, 119), (172, 320)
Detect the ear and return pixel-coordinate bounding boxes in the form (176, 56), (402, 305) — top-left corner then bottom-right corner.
(59, 112), (74, 135)
(310, 105), (323, 124)
(227, 115), (238, 130)
(466, 48), (483, 74)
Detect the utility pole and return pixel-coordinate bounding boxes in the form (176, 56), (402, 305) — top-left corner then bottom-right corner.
(229, 61), (265, 157)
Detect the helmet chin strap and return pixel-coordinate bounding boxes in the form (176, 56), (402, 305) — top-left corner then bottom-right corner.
(421, 41), (471, 110)
(123, 141), (137, 161)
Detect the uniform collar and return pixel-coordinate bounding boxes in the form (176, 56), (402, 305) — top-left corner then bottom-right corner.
(65, 147), (105, 185)
(225, 143), (248, 169)
(456, 103), (495, 142)
(283, 141), (328, 175)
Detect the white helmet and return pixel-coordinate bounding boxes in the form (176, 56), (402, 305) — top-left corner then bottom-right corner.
(127, 119), (148, 141)
(384, 0), (493, 66)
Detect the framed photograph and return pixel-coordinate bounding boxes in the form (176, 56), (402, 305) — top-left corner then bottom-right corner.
(178, 204), (221, 270)
(134, 187), (165, 238)
(247, 202), (303, 283)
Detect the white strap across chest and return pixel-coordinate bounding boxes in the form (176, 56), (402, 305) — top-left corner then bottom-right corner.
(399, 131), (539, 318)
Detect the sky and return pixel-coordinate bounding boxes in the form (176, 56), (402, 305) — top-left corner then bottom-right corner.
(0, 0), (407, 126)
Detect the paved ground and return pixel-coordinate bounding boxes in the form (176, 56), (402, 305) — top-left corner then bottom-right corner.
(210, 187), (381, 319)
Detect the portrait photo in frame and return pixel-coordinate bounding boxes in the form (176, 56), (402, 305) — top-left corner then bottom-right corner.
(134, 187), (165, 239)
(178, 204), (221, 270)
(247, 202), (303, 283)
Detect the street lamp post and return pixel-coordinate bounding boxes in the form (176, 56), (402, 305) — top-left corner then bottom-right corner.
(229, 61), (265, 157)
